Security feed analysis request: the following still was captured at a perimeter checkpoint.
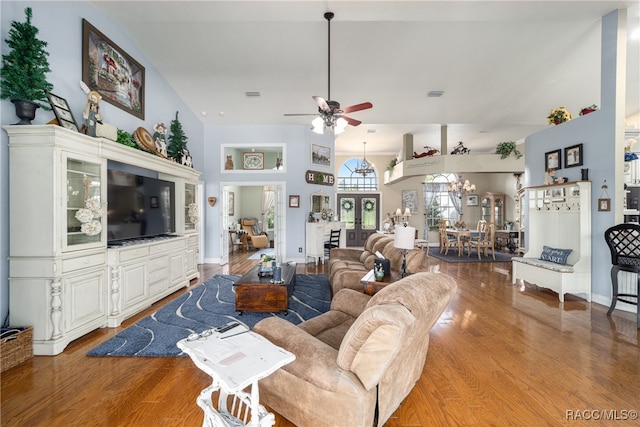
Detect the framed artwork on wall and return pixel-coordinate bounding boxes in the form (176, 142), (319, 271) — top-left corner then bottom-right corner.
(311, 144), (331, 167)
(243, 152), (264, 170)
(402, 190), (418, 214)
(228, 192), (235, 216)
(466, 195), (479, 206)
(289, 195), (300, 208)
(598, 198), (611, 211)
(564, 143), (583, 168)
(82, 19), (145, 119)
(544, 149), (561, 172)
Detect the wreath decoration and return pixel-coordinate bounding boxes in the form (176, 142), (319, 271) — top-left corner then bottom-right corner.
(341, 200), (353, 212)
(363, 200), (375, 212)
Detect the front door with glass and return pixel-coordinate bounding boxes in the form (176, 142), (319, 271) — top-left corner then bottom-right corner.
(338, 193), (380, 246)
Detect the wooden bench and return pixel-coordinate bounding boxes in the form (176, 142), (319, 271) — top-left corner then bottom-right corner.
(512, 181), (591, 303)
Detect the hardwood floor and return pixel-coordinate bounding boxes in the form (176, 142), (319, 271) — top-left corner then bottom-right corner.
(1, 249), (638, 426)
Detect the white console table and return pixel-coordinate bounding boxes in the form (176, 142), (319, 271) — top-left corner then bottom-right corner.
(305, 221), (346, 264)
(178, 326), (295, 427)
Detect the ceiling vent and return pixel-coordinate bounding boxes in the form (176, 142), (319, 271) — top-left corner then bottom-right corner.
(245, 91), (261, 97)
(427, 90), (444, 97)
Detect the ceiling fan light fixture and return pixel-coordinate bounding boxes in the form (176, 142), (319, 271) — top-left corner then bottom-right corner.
(311, 116), (325, 134)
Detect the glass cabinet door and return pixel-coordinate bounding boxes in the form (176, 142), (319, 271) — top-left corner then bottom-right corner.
(185, 182), (197, 231)
(65, 156), (104, 248)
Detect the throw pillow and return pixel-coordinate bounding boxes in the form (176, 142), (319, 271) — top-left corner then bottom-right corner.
(539, 246), (573, 265)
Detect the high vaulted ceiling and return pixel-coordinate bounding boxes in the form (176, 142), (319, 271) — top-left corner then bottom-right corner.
(91, 0), (640, 156)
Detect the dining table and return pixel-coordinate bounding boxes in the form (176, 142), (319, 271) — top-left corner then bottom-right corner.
(446, 228), (481, 256)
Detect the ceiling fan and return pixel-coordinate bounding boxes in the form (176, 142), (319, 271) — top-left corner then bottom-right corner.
(284, 12), (373, 134)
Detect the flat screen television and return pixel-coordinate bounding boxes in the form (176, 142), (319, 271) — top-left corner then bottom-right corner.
(107, 169), (176, 244)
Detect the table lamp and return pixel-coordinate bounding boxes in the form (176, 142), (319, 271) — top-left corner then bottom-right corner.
(394, 225), (415, 277)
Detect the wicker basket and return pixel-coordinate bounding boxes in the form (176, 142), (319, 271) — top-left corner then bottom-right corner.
(1, 326), (33, 373)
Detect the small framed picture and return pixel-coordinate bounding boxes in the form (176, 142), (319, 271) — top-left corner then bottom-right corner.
(551, 187), (565, 202)
(149, 196), (159, 208)
(243, 152), (264, 170)
(466, 195), (479, 206)
(311, 144), (331, 167)
(228, 191), (235, 215)
(545, 149), (561, 172)
(564, 143), (583, 168)
(289, 195), (300, 208)
(47, 93), (79, 132)
(598, 198), (611, 211)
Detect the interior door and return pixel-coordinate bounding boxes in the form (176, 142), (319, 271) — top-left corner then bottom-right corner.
(338, 193), (380, 247)
(220, 185), (230, 266)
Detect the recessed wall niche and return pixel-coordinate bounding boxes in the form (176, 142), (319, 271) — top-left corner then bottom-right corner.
(221, 144), (285, 172)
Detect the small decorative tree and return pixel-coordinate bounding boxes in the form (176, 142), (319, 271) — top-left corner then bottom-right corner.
(1, 7), (54, 124)
(167, 111), (188, 161)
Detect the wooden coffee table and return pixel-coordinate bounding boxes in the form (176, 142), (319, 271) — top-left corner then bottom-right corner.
(233, 263), (296, 314)
(360, 269), (400, 296)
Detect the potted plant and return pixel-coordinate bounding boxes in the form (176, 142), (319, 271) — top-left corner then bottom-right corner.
(386, 158), (398, 174)
(0, 8), (54, 124)
(579, 104), (599, 116)
(495, 141), (522, 159)
(547, 106), (572, 125)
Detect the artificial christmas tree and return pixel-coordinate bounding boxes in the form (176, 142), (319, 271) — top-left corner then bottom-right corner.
(167, 111), (189, 162)
(1, 7), (54, 124)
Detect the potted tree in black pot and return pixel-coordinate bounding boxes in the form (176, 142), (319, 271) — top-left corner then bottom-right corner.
(1, 7), (54, 125)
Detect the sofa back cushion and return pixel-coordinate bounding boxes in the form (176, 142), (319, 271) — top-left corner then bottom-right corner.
(364, 233), (388, 252)
(336, 303), (416, 390)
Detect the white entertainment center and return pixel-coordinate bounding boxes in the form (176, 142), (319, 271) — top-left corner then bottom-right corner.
(5, 125), (201, 355)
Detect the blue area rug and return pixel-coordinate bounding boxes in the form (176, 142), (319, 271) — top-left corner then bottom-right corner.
(428, 247), (515, 263)
(87, 274), (330, 357)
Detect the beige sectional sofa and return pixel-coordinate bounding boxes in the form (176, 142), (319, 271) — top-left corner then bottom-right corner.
(327, 232), (425, 296)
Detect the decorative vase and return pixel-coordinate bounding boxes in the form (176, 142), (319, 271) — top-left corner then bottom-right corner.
(11, 99), (40, 125)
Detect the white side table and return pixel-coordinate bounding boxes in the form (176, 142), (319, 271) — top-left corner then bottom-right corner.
(177, 326), (295, 427)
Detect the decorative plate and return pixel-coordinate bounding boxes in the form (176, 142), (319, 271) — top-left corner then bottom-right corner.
(133, 127), (156, 152)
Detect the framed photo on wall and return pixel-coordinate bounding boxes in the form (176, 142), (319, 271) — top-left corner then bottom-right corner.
(243, 152), (264, 170)
(544, 149), (561, 172)
(311, 144), (331, 167)
(82, 19), (145, 119)
(466, 195), (479, 206)
(598, 198), (611, 211)
(402, 190), (418, 214)
(564, 143), (583, 168)
(228, 192), (235, 216)
(289, 195), (300, 208)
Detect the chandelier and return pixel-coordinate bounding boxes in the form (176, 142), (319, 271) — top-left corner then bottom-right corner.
(311, 115), (347, 135)
(447, 176), (476, 198)
(355, 141), (374, 176)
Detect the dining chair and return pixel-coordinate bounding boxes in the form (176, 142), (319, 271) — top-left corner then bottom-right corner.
(604, 223), (640, 327)
(465, 220), (487, 255)
(469, 222), (496, 260)
(439, 225), (459, 255)
(324, 229), (341, 258)
(438, 219), (451, 253)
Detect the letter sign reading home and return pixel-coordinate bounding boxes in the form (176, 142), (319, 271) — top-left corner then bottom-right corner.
(305, 170), (335, 186)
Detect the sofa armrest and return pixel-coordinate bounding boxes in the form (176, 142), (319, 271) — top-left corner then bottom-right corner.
(253, 317), (352, 392)
(331, 289), (371, 318)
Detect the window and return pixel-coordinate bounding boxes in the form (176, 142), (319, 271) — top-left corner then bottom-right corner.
(337, 158), (377, 191)
(423, 173), (458, 229)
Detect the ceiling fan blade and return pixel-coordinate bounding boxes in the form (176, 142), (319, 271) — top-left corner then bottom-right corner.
(341, 115), (362, 127)
(313, 96), (331, 112)
(284, 113), (317, 116)
(342, 102), (373, 114)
